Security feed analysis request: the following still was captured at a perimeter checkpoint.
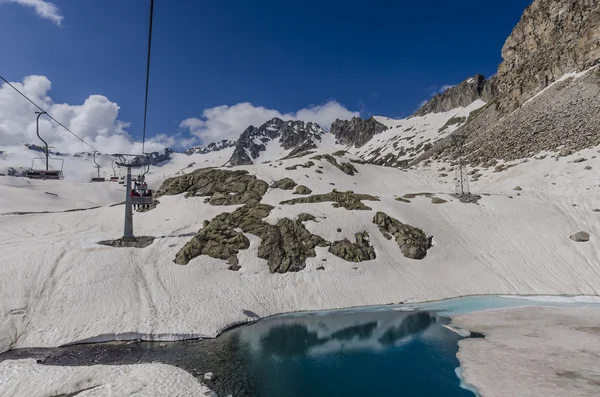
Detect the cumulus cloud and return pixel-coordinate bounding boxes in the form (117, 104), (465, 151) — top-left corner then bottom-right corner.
(1, 0), (63, 25)
(0, 75), (170, 154)
(180, 100), (359, 144)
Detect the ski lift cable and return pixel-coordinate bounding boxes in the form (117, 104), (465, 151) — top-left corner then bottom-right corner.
(140, 0), (155, 155)
(0, 74), (115, 160)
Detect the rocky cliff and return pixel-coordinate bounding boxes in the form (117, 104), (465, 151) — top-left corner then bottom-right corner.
(496, 0), (600, 111)
(414, 75), (497, 116)
(330, 117), (388, 148)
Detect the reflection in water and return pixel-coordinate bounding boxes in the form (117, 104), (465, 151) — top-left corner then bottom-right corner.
(0, 310), (474, 397)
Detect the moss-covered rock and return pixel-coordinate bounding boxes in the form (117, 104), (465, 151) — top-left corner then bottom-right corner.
(329, 231), (376, 262)
(311, 154), (358, 175)
(431, 197), (447, 204)
(156, 168), (268, 206)
(174, 218), (251, 266)
(293, 185), (312, 195)
(332, 150), (347, 157)
(373, 212), (431, 259)
(175, 204), (326, 273)
(280, 190), (379, 210)
(272, 178), (297, 190)
(297, 213), (316, 222)
(395, 197), (411, 203)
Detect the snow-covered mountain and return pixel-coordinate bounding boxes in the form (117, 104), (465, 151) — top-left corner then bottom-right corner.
(2, 0), (600, 395)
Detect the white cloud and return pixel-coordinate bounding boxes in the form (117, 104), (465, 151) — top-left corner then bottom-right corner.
(180, 100), (359, 144)
(1, 0), (63, 25)
(0, 75), (169, 154)
(438, 84), (455, 93)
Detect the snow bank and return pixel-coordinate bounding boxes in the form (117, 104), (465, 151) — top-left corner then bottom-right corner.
(452, 306), (600, 397)
(0, 358), (212, 397)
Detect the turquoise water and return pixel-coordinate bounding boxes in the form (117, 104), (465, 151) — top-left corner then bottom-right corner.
(235, 310), (476, 397)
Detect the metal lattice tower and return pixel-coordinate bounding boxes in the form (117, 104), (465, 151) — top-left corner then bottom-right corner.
(452, 134), (470, 196)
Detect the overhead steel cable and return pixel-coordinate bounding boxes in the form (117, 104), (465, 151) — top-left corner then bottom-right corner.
(141, 0), (155, 155)
(0, 74), (113, 158)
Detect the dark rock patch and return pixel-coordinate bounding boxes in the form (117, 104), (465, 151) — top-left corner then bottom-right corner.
(329, 231), (376, 262)
(97, 236), (156, 249)
(272, 178), (297, 190)
(280, 190), (379, 210)
(311, 154), (358, 176)
(293, 185), (312, 195)
(373, 212), (431, 259)
(570, 231), (590, 242)
(156, 168), (268, 206)
(175, 204), (326, 273)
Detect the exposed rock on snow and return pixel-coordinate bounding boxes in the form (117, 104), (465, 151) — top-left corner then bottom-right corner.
(271, 178), (297, 190)
(98, 236), (156, 248)
(293, 185), (312, 195)
(570, 231), (590, 242)
(175, 220), (250, 266)
(330, 116), (387, 148)
(329, 231), (376, 262)
(431, 197), (447, 204)
(373, 212), (431, 260)
(157, 168), (268, 205)
(176, 203), (327, 273)
(280, 190), (379, 210)
(311, 154), (358, 175)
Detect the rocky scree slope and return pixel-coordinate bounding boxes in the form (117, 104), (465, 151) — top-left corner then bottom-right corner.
(412, 0), (600, 166)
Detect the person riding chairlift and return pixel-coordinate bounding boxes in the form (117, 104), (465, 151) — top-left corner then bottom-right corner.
(130, 189), (141, 209)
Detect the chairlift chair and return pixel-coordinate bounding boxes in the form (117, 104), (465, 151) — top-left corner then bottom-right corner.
(27, 111), (65, 180)
(109, 161), (119, 181)
(90, 151), (106, 182)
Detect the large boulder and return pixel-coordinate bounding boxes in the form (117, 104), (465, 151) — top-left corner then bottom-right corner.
(373, 212), (432, 259)
(293, 185), (312, 195)
(329, 231), (376, 262)
(272, 178), (297, 190)
(570, 231), (590, 242)
(156, 168), (268, 205)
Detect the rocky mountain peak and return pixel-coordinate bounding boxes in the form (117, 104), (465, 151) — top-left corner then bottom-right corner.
(330, 116), (388, 148)
(496, 0), (600, 111)
(227, 118), (326, 166)
(413, 74), (497, 117)
(184, 139), (237, 155)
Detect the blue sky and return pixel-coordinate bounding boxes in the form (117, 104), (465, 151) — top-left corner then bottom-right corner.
(0, 0), (532, 151)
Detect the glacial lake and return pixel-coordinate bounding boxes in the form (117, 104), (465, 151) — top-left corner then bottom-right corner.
(1, 309), (477, 397)
(5, 295), (600, 396)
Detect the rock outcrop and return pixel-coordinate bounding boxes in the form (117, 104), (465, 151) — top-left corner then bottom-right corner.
(373, 212), (431, 259)
(281, 190), (379, 210)
(175, 204), (327, 273)
(293, 185), (312, 195)
(330, 117), (388, 148)
(496, 0), (600, 111)
(227, 118), (325, 166)
(156, 168), (268, 205)
(414, 75), (497, 116)
(311, 154), (358, 175)
(184, 139), (236, 155)
(271, 178), (297, 190)
(329, 231), (376, 262)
